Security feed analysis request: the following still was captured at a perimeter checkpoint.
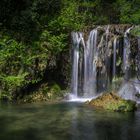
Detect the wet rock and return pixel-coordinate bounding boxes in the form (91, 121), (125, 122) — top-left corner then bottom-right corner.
(119, 80), (140, 102)
(88, 92), (137, 112)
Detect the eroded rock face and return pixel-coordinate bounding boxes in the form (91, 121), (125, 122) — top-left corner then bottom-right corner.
(71, 25), (140, 98)
(87, 92), (137, 112)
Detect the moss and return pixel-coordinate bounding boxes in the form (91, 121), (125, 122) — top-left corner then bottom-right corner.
(19, 93), (48, 103)
(88, 92), (136, 112)
(18, 83), (67, 103)
(130, 27), (140, 37)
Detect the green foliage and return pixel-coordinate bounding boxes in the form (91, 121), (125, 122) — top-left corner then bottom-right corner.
(48, 1), (85, 31)
(0, 34), (50, 99)
(3, 74), (28, 88)
(0, 0), (62, 42)
(131, 27), (140, 37)
(0, 73), (28, 100)
(40, 30), (68, 54)
(46, 84), (62, 99)
(116, 0), (140, 24)
(0, 0), (140, 36)
(50, 84), (61, 94)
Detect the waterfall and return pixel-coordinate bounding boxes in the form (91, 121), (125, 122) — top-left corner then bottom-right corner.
(70, 25), (140, 101)
(123, 26), (133, 80)
(104, 25), (110, 88)
(71, 32), (84, 97)
(119, 28), (140, 102)
(71, 30), (98, 98)
(113, 37), (117, 78)
(83, 29), (98, 97)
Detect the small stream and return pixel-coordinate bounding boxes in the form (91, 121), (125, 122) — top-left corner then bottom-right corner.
(0, 102), (140, 140)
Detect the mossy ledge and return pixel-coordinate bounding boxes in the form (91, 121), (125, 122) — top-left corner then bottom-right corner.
(87, 92), (137, 112)
(16, 83), (68, 104)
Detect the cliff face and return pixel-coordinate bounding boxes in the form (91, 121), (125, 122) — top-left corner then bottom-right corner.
(71, 25), (140, 99)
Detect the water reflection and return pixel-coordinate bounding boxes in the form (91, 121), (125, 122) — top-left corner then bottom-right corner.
(0, 102), (139, 140)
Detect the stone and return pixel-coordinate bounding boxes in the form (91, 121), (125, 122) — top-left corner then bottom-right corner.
(87, 92), (137, 112)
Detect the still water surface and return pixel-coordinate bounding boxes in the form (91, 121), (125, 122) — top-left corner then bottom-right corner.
(0, 102), (140, 140)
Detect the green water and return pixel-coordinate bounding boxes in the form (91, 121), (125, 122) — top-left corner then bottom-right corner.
(0, 102), (140, 140)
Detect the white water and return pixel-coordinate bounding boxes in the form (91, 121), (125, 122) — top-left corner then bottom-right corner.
(68, 94), (93, 102)
(123, 26), (133, 78)
(70, 25), (140, 102)
(113, 37), (117, 78)
(83, 29), (98, 97)
(71, 29), (98, 99)
(71, 32), (83, 97)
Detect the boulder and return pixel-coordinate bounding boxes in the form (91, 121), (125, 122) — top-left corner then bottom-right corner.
(87, 92), (137, 112)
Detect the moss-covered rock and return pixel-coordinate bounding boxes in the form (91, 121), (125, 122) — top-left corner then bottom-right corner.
(18, 83), (68, 103)
(18, 93), (48, 103)
(88, 92), (137, 112)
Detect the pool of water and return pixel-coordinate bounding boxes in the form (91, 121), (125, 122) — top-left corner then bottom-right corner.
(0, 102), (140, 140)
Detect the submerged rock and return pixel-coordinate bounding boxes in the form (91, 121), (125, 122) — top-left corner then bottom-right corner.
(88, 92), (137, 112)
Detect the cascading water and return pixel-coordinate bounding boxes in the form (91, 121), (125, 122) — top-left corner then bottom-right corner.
(71, 29), (98, 99)
(70, 25), (140, 102)
(123, 26), (133, 80)
(103, 25), (111, 90)
(83, 29), (98, 97)
(113, 37), (117, 78)
(119, 27), (140, 102)
(71, 32), (82, 97)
